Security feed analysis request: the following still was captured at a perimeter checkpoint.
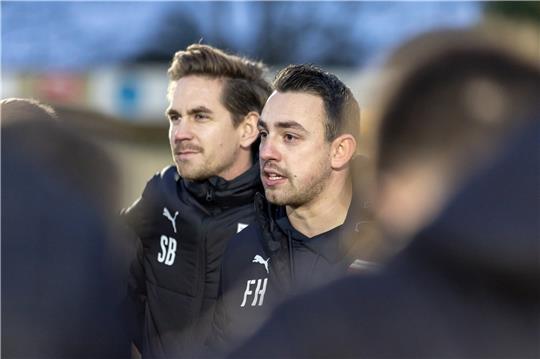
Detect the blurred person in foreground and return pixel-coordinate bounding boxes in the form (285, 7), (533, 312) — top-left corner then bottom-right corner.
(229, 30), (540, 358)
(208, 64), (379, 355)
(121, 44), (271, 358)
(1, 98), (130, 358)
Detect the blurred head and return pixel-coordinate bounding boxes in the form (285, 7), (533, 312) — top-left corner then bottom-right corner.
(166, 44), (271, 181)
(259, 64), (360, 208)
(1, 97), (58, 124)
(2, 97), (129, 358)
(373, 30), (540, 241)
(1, 97), (120, 210)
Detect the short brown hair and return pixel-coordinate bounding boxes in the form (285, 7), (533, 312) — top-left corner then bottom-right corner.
(168, 44), (271, 126)
(273, 64), (360, 142)
(375, 31), (540, 177)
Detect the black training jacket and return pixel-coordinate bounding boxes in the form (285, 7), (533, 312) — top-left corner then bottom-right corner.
(208, 192), (375, 354)
(122, 163), (261, 358)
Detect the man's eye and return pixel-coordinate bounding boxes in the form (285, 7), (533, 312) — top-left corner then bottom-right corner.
(284, 133), (297, 142)
(195, 113), (209, 121)
(259, 130), (268, 138)
(168, 115), (179, 122)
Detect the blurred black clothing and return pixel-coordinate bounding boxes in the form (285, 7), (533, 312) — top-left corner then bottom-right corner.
(230, 120), (540, 358)
(122, 164), (262, 358)
(2, 122), (130, 358)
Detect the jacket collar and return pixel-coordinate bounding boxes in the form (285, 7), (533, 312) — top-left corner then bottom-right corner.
(180, 161), (262, 210)
(256, 191), (373, 264)
(277, 199), (371, 263)
(275, 214), (343, 263)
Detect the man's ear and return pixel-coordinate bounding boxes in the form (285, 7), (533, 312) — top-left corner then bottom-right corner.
(238, 111), (260, 149)
(330, 134), (357, 169)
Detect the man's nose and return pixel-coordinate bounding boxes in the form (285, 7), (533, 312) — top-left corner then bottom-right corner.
(259, 137), (280, 162)
(171, 120), (194, 142)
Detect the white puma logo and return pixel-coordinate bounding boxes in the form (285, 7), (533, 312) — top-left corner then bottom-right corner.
(252, 255), (270, 274)
(163, 207), (179, 233)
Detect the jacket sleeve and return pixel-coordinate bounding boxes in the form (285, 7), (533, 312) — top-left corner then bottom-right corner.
(121, 194), (152, 352)
(125, 230), (146, 351)
(120, 168), (175, 352)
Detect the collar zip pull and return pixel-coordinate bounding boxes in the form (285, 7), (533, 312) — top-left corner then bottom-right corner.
(205, 187), (215, 202)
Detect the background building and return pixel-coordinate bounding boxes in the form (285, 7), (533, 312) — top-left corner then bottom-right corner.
(2, 1), (537, 204)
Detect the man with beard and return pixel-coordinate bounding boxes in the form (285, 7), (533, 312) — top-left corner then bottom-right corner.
(122, 44), (271, 358)
(208, 64), (376, 353)
(228, 30), (540, 359)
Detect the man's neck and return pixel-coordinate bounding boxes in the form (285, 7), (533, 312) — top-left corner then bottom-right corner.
(219, 149), (253, 181)
(286, 176), (353, 238)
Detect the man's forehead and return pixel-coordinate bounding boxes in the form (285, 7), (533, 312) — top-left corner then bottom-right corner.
(262, 91), (326, 128)
(171, 76), (223, 94)
(168, 76), (224, 109)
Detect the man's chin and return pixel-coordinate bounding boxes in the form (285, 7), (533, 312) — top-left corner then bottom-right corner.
(176, 164), (208, 181)
(264, 190), (289, 206)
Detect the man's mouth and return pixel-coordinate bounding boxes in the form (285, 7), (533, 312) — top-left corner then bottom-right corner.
(175, 151), (200, 161)
(178, 150), (199, 155)
(266, 172), (284, 180)
(262, 167), (288, 187)
(174, 145), (202, 160)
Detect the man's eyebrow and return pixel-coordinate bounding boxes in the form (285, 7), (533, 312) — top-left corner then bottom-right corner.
(166, 106), (214, 117)
(259, 119), (308, 133)
(274, 120), (308, 133)
(187, 106), (213, 116)
(165, 108), (178, 117)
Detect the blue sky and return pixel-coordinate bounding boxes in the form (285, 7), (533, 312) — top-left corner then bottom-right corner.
(2, 2), (481, 70)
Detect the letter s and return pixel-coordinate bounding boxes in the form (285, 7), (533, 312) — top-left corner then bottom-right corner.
(157, 235), (168, 263)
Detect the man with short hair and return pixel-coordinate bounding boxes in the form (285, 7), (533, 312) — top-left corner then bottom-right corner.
(228, 30), (540, 359)
(209, 64), (375, 352)
(122, 44), (271, 358)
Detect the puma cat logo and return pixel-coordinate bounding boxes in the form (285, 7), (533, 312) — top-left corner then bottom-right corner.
(252, 255), (270, 274)
(163, 207), (179, 233)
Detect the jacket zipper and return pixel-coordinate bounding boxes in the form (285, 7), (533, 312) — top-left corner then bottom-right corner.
(205, 187), (214, 202)
(287, 230), (295, 285)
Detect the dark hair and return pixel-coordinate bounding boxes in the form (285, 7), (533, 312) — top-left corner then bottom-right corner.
(376, 33), (540, 177)
(273, 64), (360, 142)
(0, 97), (58, 124)
(1, 97), (120, 210)
(168, 44), (271, 126)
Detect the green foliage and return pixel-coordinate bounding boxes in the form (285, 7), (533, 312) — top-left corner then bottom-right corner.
(484, 2), (540, 24)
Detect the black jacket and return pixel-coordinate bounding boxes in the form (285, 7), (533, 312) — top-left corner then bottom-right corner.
(209, 191), (375, 353)
(122, 163), (261, 358)
(230, 119), (540, 359)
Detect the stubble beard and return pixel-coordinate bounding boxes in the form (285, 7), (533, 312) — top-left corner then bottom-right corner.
(176, 161), (211, 181)
(265, 162), (332, 208)
(174, 148), (239, 182)
(173, 149), (211, 181)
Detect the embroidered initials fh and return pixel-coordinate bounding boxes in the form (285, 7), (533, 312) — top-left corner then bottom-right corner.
(157, 235), (177, 265)
(240, 278), (267, 307)
(163, 207), (179, 233)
